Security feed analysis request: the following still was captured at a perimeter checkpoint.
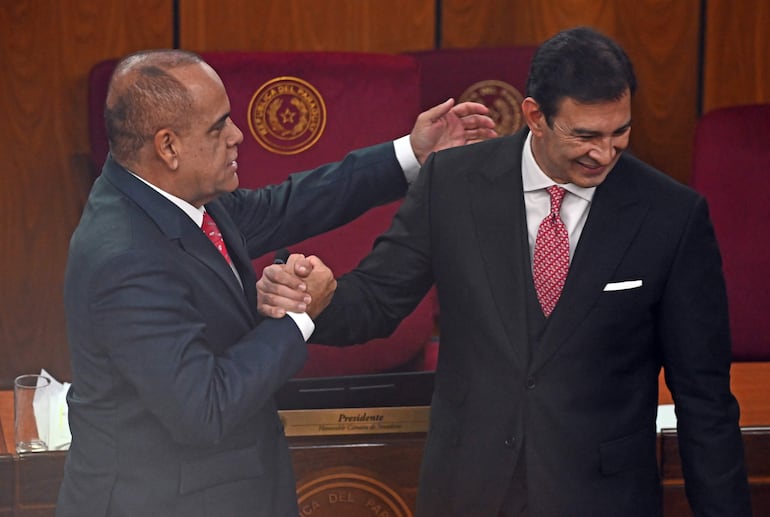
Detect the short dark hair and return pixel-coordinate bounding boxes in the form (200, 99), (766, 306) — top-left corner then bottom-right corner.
(105, 49), (203, 163)
(525, 27), (637, 126)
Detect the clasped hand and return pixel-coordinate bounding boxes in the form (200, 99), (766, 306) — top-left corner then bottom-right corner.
(257, 254), (336, 319)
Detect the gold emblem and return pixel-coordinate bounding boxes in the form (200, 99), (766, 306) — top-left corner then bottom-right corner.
(247, 76), (326, 155)
(297, 468), (412, 517)
(459, 80), (524, 136)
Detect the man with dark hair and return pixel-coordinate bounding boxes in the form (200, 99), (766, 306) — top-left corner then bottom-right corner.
(259, 27), (751, 516)
(56, 49), (495, 517)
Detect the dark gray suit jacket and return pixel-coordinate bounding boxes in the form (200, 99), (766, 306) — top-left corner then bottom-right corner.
(312, 131), (751, 516)
(56, 143), (407, 517)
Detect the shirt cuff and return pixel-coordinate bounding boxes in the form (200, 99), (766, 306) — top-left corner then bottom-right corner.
(286, 311), (315, 341)
(393, 135), (420, 184)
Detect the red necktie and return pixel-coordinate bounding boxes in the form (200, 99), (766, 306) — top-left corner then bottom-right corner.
(533, 185), (569, 317)
(202, 212), (233, 265)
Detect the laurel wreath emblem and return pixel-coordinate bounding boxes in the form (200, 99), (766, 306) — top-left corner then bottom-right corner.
(248, 76), (326, 155)
(459, 80), (524, 136)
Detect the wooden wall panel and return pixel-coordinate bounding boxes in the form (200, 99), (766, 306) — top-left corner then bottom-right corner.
(615, 0), (700, 185)
(179, 0), (435, 53)
(703, 0), (770, 113)
(442, 0), (701, 184)
(0, 1), (172, 389)
(441, 0), (617, 47)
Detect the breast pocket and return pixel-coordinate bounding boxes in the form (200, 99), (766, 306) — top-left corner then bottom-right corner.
(593, 279), (652, 315)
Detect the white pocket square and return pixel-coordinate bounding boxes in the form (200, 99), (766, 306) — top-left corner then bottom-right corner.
(603, 280), (643, 291)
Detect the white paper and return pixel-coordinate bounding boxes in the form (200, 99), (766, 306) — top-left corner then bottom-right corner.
(31, 373), (50, 446)
(656, 403), (677, 432)
(32, 369), (72, 450)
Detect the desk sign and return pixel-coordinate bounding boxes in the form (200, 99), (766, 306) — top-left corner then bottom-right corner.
(279, 406), (430, 437)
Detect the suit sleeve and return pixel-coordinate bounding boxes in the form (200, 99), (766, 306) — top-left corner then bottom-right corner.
(221, 142), (409, 259)
(659, 197), (752, 515)
(311, 150), (438, 345)
(81, 250), (308, 446)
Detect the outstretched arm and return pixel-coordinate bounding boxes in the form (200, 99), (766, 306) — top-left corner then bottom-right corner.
(410, 98), (497, 164)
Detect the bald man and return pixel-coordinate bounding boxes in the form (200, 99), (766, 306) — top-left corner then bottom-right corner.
(56, 49), (495, 517)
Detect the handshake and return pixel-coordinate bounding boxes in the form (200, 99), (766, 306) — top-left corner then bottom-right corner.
(256, 253), (336, 319)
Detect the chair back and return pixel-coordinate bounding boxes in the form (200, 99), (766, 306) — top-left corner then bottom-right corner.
(406, 46), (537, 136)
(691, 103), (770, 360)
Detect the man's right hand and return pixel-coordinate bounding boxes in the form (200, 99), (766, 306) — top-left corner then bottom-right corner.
(257, 254), (337, 320)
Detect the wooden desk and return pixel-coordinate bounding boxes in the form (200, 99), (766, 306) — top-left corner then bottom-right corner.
(658, 361), (770, 425)
(0, 391), (12, 517)
(1, 390), (67, 517)
(1, 363), (769, 516)
(657, 362), (770, 515)
(0, 390), (12, 454)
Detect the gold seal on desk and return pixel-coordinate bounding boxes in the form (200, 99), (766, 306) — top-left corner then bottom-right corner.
(297, 468), (413, 517)
(247, 76), (326, 155)
(459, 80), (524, 136)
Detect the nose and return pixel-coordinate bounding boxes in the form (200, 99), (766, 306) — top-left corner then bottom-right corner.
(588, 136), (616, 166)
(227, 118), (244, 146)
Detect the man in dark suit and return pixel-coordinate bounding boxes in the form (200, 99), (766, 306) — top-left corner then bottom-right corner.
(259, 28), (752, 516)
(55, 49), (495, 517)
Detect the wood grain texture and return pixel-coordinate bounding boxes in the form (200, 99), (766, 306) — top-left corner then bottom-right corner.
(179, 0), (435, 52)
(703, 0), (770, 112)
(0, 1), (172, 388)
(442, 0), (617, 47)
(615, 0), (700, 184)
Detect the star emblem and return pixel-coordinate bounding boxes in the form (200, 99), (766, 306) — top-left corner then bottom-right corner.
(280, 108), (296, 125)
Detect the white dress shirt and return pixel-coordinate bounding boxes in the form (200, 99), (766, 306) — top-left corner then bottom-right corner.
(521, 132), (596, 267)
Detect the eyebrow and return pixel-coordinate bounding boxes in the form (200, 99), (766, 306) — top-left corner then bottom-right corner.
(208, 112), (230, 132)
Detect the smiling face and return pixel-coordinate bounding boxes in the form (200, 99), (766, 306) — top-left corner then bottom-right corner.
(524, 90), (632, 188)
(167, 63), (244, 207)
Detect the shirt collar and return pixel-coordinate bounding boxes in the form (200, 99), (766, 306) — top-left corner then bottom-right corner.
(128, 171), (205, 226)
(521, 131), (596, 203)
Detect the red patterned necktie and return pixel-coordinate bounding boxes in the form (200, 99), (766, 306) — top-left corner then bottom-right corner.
(533, 185), (569, 317)
(202, 212), (233, 265)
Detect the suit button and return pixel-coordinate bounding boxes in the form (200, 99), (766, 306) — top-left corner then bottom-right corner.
(504, 436), (516, 448)
(526, 377), (536, 390)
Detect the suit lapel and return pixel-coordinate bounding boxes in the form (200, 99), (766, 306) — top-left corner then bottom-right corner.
(102, 157), (255, 322)
(531, 156), (650, 371)
(469, 134), (532, 365)
(176, 211), (252, 320)
(206, 200), (259, 315)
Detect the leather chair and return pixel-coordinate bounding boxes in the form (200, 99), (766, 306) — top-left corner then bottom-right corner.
(691, 103), (770, 360)
(405, 46), (537, 136)
(88, 51), (438, 376)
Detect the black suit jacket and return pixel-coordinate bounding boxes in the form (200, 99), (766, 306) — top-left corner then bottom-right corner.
(312, 131), (751, 516)
(56, 143), (407, 517)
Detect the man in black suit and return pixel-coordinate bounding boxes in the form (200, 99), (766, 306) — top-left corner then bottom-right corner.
(258, 27), (752, 516)
(55, 49), (495, 517)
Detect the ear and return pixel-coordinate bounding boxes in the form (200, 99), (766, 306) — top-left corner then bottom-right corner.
(154, 128), (180, 170)
(522, 97), (547, 137)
